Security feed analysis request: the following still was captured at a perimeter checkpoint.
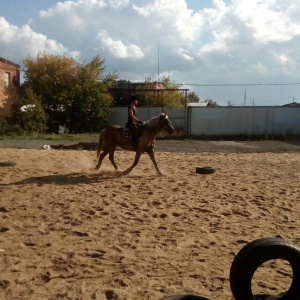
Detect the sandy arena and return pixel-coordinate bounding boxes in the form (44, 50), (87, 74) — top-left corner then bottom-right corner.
(0, 139), (300, 300)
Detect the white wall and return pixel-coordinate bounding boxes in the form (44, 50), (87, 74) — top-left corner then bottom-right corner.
(188, 106), (300, 136)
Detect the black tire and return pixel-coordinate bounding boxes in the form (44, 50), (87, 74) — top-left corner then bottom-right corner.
(160, 295), (210, 300)
(196, 167), (216, 174)
(229, 237), (300, 300)
(0, 161), (16, 167)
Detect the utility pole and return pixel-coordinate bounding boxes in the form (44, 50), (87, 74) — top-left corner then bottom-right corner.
(157, 37), (160, 82)
(244, 88), (246, 106)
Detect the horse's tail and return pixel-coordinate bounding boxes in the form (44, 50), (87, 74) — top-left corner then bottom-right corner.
(96, 129), (105, 158)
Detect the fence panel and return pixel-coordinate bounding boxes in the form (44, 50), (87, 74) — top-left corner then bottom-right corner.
(188, 106), (300, 137)
(109, 106), (300, 137)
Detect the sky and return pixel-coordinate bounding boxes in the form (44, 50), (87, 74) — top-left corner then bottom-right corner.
(1, 0), (300, 106)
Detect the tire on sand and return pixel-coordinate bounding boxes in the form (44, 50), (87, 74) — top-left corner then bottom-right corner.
(229, 237), (300, 300)
(0, 161), (16, 167)
(160, 295), (210, 300)
(196, 167), (216, 174)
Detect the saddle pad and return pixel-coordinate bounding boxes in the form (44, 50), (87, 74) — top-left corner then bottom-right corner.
(122, 128), (132, 139)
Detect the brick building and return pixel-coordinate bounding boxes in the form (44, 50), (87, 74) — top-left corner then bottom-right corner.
(0, 56), (21, 115)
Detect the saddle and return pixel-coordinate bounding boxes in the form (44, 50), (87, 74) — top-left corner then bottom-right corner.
(122, 123), (143, 139)
(122, 127), (132, 139)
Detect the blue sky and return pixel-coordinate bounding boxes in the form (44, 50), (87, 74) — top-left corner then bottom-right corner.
(1, 0), (300, 106)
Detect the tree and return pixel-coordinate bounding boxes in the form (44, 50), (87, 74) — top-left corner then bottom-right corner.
(135, 76), (189, 108)
(159, 77), (186, 108)
(205, 98), (219, 106)
(22, 52), (118, 133)
(135, 78), (157, 107)
(12, 87), (47, 134)
(66, 56), (118, 133)
(188, 92), (200, 103)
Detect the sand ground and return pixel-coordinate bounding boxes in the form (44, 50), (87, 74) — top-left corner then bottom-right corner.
(0, 139), (300, 300)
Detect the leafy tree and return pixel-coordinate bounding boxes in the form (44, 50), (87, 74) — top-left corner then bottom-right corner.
(205, 98), (219, 106)
(135, 78), (157, 107)
(12, 87), (47, 134)
(188, 91), (200, 103)
(22, 52), (118, 133)
(159, 77), (186, 108)
(135, 76), (190, 108)
(66, 56), (118, 132)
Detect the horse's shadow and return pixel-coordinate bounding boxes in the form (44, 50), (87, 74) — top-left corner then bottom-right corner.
(0, 171), (123, 186)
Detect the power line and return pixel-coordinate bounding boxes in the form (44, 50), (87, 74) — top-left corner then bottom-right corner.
(179, 83), (300, 87)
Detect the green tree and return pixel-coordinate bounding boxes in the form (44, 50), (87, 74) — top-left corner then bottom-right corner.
(135, 78), (157, 107)
(159, 77), (186, 108)
(22, 52), (118, 133)
(188, 91), (200, 103)
(135, 77), (189, 108)
(205, 98), (219, 106)
(66, 56), (118, 132)
(12, 87), (47, 134)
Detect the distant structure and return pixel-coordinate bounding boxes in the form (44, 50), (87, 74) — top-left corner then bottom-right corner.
(0, 56), (21, 115)
(108, 81), (189, 107)
(282, 101), (300, 107)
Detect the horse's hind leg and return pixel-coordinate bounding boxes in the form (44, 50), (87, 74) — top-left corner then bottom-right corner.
(95, 149), (109, 170)
(108, 149), (118, 170)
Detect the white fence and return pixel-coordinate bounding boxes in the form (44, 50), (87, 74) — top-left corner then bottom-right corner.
(188, 106), (300, 137)
(110, 106), (300, 137)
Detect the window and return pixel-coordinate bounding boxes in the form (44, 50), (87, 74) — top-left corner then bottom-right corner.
(5, 72), (11, 87)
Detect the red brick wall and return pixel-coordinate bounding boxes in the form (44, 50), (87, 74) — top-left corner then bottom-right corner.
(0, 57), (21, 115)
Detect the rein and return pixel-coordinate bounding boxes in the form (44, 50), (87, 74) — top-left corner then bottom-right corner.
(143, 115), (161, 130)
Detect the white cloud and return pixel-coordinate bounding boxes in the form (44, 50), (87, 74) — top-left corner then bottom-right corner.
(1, 0), (300, 105)
(0, 17), (78, 63)
(108, 0), (131, 9)
(96, 29), (144, 58)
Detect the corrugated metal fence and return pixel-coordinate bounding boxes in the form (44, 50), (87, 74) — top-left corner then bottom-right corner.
(110, 106), (300, 137)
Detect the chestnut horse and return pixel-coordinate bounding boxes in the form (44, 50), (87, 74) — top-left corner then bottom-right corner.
(95, 113), (175, 175)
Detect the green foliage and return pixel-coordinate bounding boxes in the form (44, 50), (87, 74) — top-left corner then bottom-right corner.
(188, 92), (200, 103)
(0, 113), (16, 136)
(134, 77), (191, 108)
(12, 87), (47, 134)
(22, 53), (118, 133)
(205, 98), (219, 106)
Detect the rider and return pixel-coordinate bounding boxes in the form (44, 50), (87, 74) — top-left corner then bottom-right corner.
(127, 95), (143, 148)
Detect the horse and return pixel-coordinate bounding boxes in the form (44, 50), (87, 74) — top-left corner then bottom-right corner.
(95, 113), (175, 176)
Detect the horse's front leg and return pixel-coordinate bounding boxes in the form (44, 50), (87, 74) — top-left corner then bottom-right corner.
(147, 149), (163, 176)
(122, 150), (143, 175)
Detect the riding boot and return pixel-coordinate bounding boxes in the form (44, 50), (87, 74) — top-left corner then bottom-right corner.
(131, 137), (137, 149)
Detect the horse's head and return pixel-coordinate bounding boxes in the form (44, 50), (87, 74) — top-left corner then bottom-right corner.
(159, 113), (175, 134)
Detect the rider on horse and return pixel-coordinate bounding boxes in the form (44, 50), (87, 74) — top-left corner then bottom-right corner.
(126, 95), (143, 149)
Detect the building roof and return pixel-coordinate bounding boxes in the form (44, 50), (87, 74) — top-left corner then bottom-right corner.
(0, 56), (21, 68)
(282, 102), (300, 107)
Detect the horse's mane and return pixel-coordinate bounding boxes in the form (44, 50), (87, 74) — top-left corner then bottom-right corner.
(144, 113), (167, 129)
